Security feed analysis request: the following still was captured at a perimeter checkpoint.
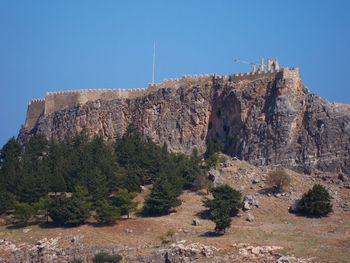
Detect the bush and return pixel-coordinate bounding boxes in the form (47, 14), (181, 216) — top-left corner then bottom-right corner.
(266, 170), (291, 192)
(298, 184), (333, 217)
(92, 252), (122, 263)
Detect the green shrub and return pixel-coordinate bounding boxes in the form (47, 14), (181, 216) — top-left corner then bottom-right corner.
(267, 170), (291, 192)
(298, 184), (333, 217)
(92, 252), (122, 263)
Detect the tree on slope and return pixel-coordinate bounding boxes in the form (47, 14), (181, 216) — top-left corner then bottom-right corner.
(203, 184), (242, 233)
(143, 175), (181, 216)
(94, 200), (120, 224)
(112, 189), (139, 218)
(298, 184), (333, 217)
(48, 186), (91, 225)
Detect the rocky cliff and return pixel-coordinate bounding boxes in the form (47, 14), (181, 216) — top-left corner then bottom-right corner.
(18, 68), (350, 175)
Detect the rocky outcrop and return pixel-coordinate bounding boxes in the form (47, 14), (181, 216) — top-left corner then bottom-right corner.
(18, 69), (350, 175)
(1, 238), (310, 263)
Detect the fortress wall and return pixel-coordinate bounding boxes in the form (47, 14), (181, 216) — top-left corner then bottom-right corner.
(282, 67), (300, 80)
(25, 99), (45, 129)
(228, 69), (283, 82)
(44, 89), (131, 115)
(128, 88), (147, 99)
(45, 91), (82, 115)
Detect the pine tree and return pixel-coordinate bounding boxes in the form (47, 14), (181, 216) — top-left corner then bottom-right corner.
(13, 201), (36, 226)
(143, 176), (181, 216)
(35, 196), (52, 223)
(0, 137), (22, 195)
(211, 205), (232, 233)
(48, 186), (91, 225)
(0, 189), (14, 215)
(49, 174), (67, 194)
(87, 168), (108, 203)
(24, 134), (48, 161)
(112, 189), (139, 218)
(17, 161), (48, 204)
(203, 184), (242, 234)
(94, 200), (120, 224)
(298, 184), (333, 217)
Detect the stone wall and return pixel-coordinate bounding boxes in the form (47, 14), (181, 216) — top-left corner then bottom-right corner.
(44, 89), (130, 115)
(24, 99), (45, 129)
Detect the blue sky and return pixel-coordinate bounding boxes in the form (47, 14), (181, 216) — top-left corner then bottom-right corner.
(1, 1), (350, 148)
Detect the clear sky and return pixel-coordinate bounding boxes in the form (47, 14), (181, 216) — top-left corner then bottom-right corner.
(1, 0), (350, 148)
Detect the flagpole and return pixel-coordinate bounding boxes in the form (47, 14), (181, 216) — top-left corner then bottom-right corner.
(152, 41), (155, 84)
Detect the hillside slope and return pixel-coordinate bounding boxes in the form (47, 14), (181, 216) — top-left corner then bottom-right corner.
(1, 158), (349, 262)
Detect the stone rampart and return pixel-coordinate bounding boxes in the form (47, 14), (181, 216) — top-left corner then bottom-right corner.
(44, 88), (132, 115)
(24, 67), (300, 130)
(228, 68), (286, 82)
(25, 99), (45, 129)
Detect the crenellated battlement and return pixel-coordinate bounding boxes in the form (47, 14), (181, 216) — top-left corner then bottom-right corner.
(24, 67), (300, 130)
(28, 98), (45, 105)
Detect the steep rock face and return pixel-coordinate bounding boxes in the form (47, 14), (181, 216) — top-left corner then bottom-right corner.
(18, 71), (350, 175)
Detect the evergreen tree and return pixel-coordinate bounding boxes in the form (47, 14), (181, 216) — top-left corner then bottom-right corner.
(112, 189), (139, 218)
(211, 205), (232, 233)
(143, 176), (181, 216)
(94, 200), (120, 224)
(49, 174), (67, 194)
(203, 185), (242, 234)
(48, 186), (91, 225)
(204, 135), (224, 159)
(298, 184), (333, 217)
(24, 134), (48, 161)
(0, 189), (14, 215)
(0, 137), (22, 195)
(13, 201), (36, 226)
(87, 168), (108, 203)
(17, 161), (49, 204)
(35, 196), (52, 223)
(0, 169), (14, 214)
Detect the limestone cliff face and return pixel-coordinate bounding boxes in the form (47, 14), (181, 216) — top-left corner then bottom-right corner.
(18, 69), (350, 175)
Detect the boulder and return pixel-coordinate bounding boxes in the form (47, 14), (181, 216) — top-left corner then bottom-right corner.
(246, 214), (254, 222)
(243, 194), (259, 210)
(192, 218), (200, 226)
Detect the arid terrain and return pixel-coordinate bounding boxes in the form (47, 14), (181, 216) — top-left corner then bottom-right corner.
(1, 158), (349, 262)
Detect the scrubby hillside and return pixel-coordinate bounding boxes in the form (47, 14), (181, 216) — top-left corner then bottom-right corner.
(1, 157), (349, 262)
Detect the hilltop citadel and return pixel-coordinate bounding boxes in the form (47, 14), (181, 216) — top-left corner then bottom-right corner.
(25, 58), (299, 130)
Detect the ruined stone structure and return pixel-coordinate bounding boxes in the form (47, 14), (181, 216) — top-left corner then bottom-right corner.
(20, 65), (350, 176)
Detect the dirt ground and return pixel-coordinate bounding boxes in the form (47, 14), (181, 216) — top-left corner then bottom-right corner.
(1, 160), (349, 262)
